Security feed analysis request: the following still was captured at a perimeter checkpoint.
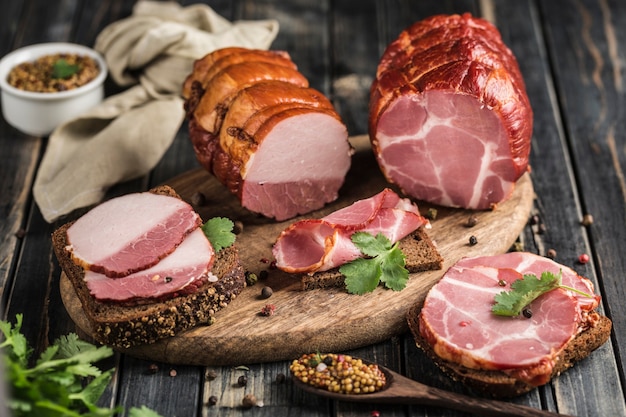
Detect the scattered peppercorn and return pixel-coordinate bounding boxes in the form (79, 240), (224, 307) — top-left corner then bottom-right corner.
(537, 223), (546, 234)
(275, 373), (286, 384)
(469, 235), (478, 246)
(164, 276), (173, 283)
(466, 215), (478, 227)
(371, 411), (381, 417)
(426, 207), (438, 220)
(260, 257), (270, 264)
(169, 369), (177, 377)
(259, 304), (276, 316)
(511, 241), (524, 252)
(14, 228), (26, 239)
(206, 369), (218, 380)
(546, 249), (557, 259)
(245, 271), (258, 286)
(208, 395), (218, 406)
(530, 214), (540, 225)
(241, 393), (258, 408)
(259, 270), (269, 280)
(497, 279), (507, 287)
(237, 375), (248, 387)
(581, 214), (594, 226)
(578, 253), (590, 264)
(190, 191), (206, 206)
(147, 363), (159, 374)
(269, 260), (277, 270)
(233, 220), (244, 234)
(261, 286), (273, 299)
(290, 353), (386, 395)
(522, 308), (533, 319)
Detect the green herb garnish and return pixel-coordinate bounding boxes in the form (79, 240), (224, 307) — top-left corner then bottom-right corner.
(1, 315), (165, 417)
(492, 270), (594, 316)
(201, 217), (236, 252)
(51, 59), (79, 79)
(340, 232), (408, 295)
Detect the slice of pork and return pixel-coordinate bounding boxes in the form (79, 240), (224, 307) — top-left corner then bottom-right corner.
(65, 192), (201, 277)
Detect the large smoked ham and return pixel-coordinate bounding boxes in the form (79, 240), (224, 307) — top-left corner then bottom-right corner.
(408, 252), (611, 398)
(184, 47), (352, 221)
(369, 14), (533, 209)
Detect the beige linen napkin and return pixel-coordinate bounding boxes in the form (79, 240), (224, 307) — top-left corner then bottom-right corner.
(33, 1), (279, 223)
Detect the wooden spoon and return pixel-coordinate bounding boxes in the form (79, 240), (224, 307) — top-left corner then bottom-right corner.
(292, 360), (570, 417)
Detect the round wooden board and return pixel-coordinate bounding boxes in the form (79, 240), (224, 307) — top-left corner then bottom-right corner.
(60, 135), (534, 366)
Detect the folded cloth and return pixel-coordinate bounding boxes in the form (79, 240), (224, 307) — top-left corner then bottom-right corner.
(33, 1), (279, 223)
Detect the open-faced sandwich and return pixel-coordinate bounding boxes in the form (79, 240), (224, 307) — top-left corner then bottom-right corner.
(52, 185), (245, 348)
(407, 252), (612, 398)
(272, 188), (443, 292)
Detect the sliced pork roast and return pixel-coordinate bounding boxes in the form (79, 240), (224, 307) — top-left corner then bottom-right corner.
(273, 188), (428, 274)
(184, 47), (352, 221)
(64, 189), (215, 302)
(65, 192), (201, 277)
(418, 252), (602, 387)
(369, 14), (533, 209)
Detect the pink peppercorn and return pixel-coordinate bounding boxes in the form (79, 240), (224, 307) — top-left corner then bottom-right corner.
(578, 253), (590, 264)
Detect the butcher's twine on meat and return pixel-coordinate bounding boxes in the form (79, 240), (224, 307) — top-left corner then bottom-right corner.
(33, 1), (279, 223)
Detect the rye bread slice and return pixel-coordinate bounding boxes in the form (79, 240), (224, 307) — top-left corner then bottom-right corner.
(52, 185), (246, 348)
(406, 300), (612, 398)
(300, 227), (443, 291)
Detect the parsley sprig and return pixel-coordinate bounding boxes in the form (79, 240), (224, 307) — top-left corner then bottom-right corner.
(492, 270), (594, 316)
(1, 314), (164, 417)
(201, 217), (236, 252)
(51, 59), (80, 79)
(340, 232), (409, 295)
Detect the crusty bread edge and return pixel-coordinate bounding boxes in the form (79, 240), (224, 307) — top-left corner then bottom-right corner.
(52, 185), (246, 349)
(300, 227), (444, 291)
(406, 300), (613, 398)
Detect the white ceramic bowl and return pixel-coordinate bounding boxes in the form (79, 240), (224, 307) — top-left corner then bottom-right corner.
(0, 42), (107, 136)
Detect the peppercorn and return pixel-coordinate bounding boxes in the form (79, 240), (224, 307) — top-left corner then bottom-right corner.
(426, 208), (438, 220)
(233, 220), (244, 234)
(546, 248), (557, 259)
(147, 363), (159, 374)
(208, 395), (218, 406)
(259, 304), (276, 316)
(237, 375), (248, 387)
(261, 286), (273, 299)
(581, 214), (594, 226)
(206, 369), (218, 380)
(497, 279), (507, 287)
(578, 253), (590, 264)
(290, 353), (386, 395)
(466, 215), (478, 227)
(169, 369), (177, 377)
(259, 270), (269, 280)
(242, 394), (257, 408)
(522, 308), (533, 319)
(190, 191), (206, 206)
(469, 235), (478, 246)
(245, 271), (258, 286)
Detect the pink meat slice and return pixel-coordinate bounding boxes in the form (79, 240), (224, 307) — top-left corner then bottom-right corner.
(272, 188), (427, 274)
(419, 252), (599, 386)
(84, 228), (214, 301)
(65, 192), (201, 278)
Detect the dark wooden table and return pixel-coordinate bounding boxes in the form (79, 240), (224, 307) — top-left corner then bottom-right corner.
(2, 1), (626, 416)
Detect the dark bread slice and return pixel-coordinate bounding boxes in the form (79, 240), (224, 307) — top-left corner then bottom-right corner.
(300, 227), (443, 291)
(52, 185), (246, 349)
(406, 301), (612, 398)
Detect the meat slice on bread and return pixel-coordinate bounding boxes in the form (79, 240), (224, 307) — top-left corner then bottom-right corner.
(53, 185), (246, 348)
(273, 188), (444, 291)
(407, 252), (612, 398)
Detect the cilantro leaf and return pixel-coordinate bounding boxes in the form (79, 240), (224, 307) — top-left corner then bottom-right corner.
(340, 232), (409, 294)
(51, 59), (79, 79)
(492, 270), (594, 316)
(201, 217), (236, 252)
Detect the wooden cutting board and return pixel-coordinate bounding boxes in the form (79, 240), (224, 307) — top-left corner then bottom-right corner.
(60, 135), (534, 366)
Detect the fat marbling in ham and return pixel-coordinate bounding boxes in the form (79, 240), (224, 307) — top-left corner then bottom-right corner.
(369, 14), (533, 209)
(419, 252), (600, 386)
(84, 228), (215, 301)
(273, 188), (427, 274)
(65, 192), (201, 277)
